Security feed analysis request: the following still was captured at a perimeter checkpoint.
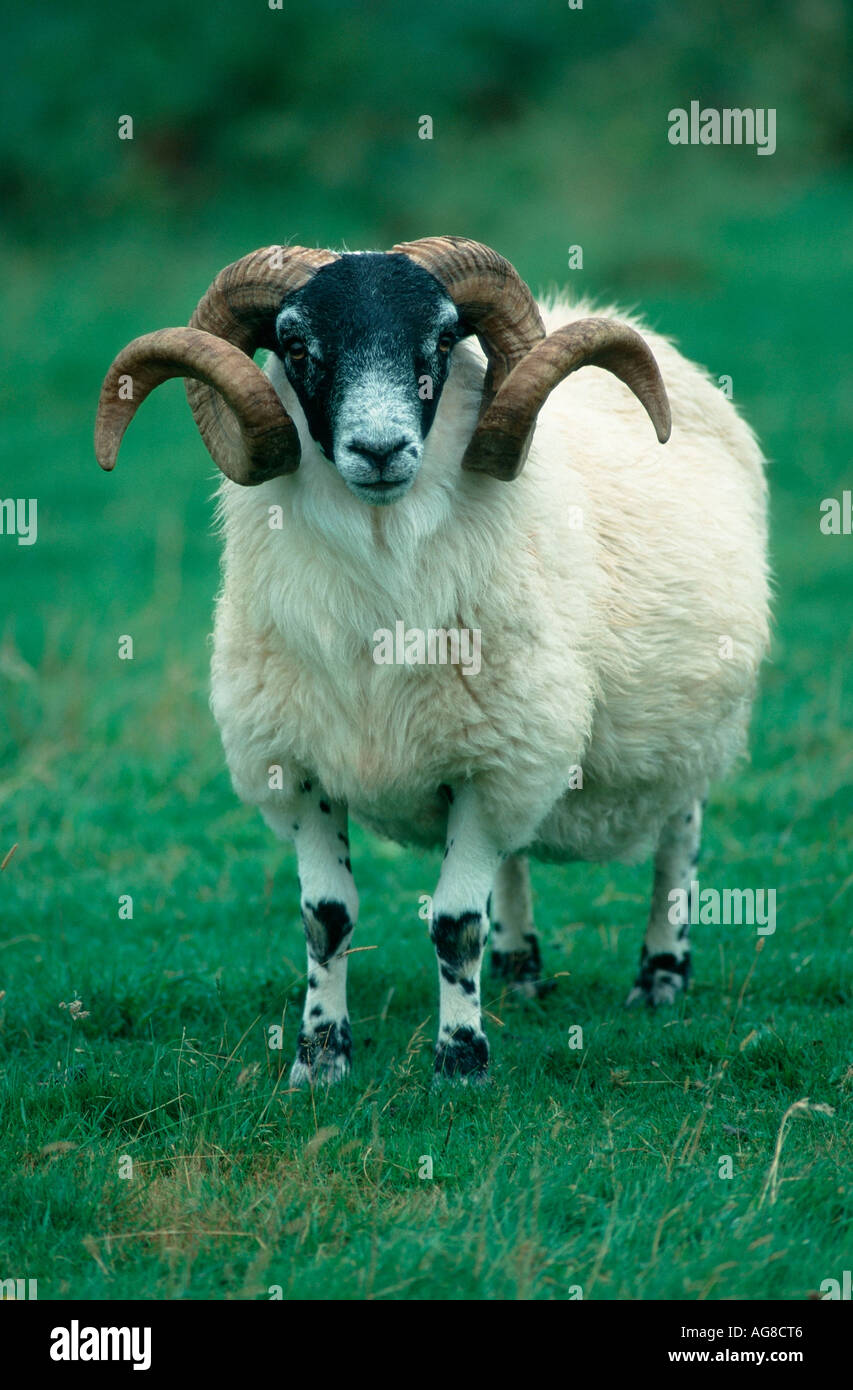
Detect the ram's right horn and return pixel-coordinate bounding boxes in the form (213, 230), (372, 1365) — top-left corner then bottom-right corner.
(94, 245), (338, 484)
(94, 326), (304, 486)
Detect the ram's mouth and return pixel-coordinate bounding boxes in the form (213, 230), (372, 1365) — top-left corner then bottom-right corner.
(349, 476), (414, 506)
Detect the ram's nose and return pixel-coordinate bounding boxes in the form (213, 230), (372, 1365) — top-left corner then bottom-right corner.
(345, 435), (417, 476)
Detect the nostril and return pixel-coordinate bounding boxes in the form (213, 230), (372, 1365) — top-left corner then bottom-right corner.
(348, 437), (412, 470)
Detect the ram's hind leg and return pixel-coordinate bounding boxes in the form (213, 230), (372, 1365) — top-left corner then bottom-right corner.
(262, 784), (358, 1086)
(626, 798), (703, 1008)
(489, 855), (549, 998)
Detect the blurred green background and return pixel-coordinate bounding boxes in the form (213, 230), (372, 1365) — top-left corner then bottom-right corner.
(0, 0), (851, 1300)
(1, 0), (851, 574)
(2, 0), (852, 636)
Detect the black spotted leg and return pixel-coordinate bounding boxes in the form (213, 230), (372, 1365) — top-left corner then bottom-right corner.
(430, 786), (503, 1082)
(489, 853), (550, 997)
(626, 798), (703, 1007)
(262, 782), (358, 1084)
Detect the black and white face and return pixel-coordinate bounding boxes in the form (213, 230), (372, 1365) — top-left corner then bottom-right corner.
(274, 253), (466, 505)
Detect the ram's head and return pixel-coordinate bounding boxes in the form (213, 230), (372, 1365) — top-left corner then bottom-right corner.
(95, 236), (670, 504)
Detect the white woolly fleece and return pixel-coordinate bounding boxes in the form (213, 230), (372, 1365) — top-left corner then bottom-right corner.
(209, 298), (770, 865)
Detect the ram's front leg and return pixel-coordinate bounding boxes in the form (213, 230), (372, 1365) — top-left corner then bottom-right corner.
(262, 784), (358, 1086)
(430, 787), (503, 1082)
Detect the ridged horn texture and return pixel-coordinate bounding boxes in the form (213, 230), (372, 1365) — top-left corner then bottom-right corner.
(393, 235), (546, 398)
(94, 327), (307, 485)
(95, 237), (671, 488)
(395, 238), (671, 480)
(463, 317), (673, 480)
(185, 246), (338, 480)
(94, 245), (338, 485)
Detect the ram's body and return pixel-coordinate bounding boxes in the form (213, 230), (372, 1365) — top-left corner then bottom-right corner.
(211, 298), (769, 868)
(96, 237), (771, 1082)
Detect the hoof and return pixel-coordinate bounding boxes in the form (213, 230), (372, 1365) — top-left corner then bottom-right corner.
(510, 976), (557, 1000)
(289, 1019), (352, 1087)
(432, 1069), (491, 1089)
(491, 934), (553, 997)
(433, 1026), (489, 1083)
(626, 949), (690, 1008)
(289, 1054), (351, 1088)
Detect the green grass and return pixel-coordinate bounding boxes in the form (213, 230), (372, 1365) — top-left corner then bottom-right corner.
(1, 0), (851, 1302)
(1, 569), (850, 1300)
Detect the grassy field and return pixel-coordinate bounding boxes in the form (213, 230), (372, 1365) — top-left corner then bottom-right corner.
(1, 0), (851, 1301)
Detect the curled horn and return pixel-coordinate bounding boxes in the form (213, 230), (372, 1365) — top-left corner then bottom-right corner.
(395, 237), (670, 481)
(460, 318), (672, 481)
(392, 235), (546, 399)
(94, 327), (302, 485)
(95, 237), (670, 488)
(94, 245), (338, 485)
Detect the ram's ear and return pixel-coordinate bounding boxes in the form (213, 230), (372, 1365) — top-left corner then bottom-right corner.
(453, 314), (476, 340)
(461, 318), (672, 480)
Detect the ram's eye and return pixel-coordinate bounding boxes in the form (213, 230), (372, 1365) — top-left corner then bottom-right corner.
(286, 339), (307, 361)
(437, 332), (455, 354)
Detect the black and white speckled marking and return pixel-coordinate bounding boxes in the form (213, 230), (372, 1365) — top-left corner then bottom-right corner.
(429, 787), (502, 1081)
(626, 797), (703, 1008)
(489, 854), (551, 997)
(262, 784), (358, 1085)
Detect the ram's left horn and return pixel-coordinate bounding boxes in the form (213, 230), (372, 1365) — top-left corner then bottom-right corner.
(461, 318), (673, 480)
(393, 236), (546, 398)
